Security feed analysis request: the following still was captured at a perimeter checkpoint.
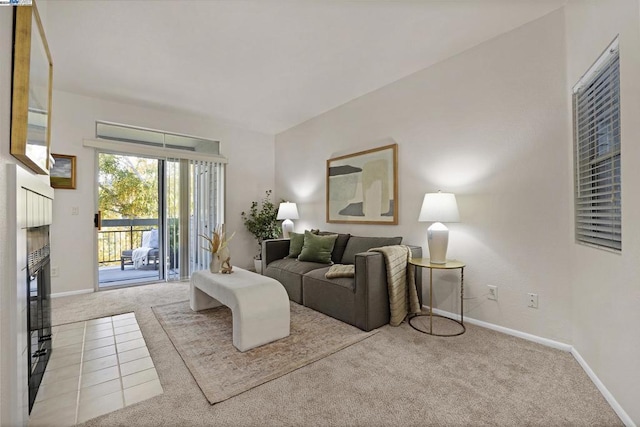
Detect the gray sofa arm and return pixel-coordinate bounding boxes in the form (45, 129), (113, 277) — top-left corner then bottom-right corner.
(354, 251), (389, 330)
(353, 245), (423, 330)
(262, 239), (290, 268)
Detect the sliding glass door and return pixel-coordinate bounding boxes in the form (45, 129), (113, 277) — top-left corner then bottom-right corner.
(91, 121), (225, 289)
(96, 153), (225, 289)
(97, 153), (163, 288)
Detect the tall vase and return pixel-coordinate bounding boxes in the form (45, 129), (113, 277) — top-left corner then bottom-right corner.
(210, 254), (222, 274)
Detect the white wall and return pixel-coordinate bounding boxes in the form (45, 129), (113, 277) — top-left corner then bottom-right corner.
(0, 9), (15, 424)
(49, 91), (275, 294)
(565, 0), (640, 423)
(276, 9), (574, 343)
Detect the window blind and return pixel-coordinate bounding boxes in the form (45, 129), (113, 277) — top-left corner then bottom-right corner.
(189, 159), (225, 274)
(573, 39), (621, 251)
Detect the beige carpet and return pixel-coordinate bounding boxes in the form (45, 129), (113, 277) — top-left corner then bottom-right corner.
(50, 282), (622, 426)
(152, 300), (377, 404)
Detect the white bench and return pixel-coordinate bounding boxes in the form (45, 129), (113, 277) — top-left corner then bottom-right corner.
(190, 267), (290, 352)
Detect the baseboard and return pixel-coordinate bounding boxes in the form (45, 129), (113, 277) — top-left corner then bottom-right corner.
(425, 306), (572, 352)
(51, 289), (94, 298)
(571, 347), (636, 427)
(425, 305), (635, 426)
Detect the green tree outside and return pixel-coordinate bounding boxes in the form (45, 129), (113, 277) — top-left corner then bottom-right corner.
(99, 153), (158, 220)
(98, 153), (160, 265)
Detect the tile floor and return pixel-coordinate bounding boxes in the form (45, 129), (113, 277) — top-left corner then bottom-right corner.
(29, 313), (163, 426)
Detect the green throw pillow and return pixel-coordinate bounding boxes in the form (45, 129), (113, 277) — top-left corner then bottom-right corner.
(287, 231), (305, 258)
(298, 231), (338, 264)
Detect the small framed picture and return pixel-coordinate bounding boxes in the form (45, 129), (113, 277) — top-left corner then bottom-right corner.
(50, 154), (76, 189)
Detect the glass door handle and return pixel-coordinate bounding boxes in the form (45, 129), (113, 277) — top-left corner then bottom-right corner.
(94, 211), (102, 230)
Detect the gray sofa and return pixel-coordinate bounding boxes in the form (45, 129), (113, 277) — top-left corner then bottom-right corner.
(262, 233), (422, 331)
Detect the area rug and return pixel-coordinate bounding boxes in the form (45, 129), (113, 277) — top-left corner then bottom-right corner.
(152, 300), (377, 404)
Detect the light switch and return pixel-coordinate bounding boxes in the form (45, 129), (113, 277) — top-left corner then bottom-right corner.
(71, 206), (79, 215)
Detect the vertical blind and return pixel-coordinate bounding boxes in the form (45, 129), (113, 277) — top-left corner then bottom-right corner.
(146, 158), (226, 282)
(164, 158), (225, 280)
(573, 39), (621, 251)
(165, 159), (181, 281)
(189, 160), (225, 274)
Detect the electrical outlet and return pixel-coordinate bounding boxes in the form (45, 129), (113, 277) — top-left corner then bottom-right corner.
(71, 206), (79, 215)
(51, 266), (59, 277)
(528, 293), (538, 308)
(488, 285), (498, 301)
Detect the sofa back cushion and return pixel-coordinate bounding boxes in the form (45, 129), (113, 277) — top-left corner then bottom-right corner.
(340, 236), (403, 264)
(317, 232), (350, 264)
(298, 231), (338, 264)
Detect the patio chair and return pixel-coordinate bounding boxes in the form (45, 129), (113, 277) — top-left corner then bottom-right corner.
(121, 229), (160, 270)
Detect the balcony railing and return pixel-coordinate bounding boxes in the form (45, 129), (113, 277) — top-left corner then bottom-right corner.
(98, 218), (158, 265)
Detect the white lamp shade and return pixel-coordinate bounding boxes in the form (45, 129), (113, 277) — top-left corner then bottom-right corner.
(277, 202), (299, 220)
(418, 192), (460, 223)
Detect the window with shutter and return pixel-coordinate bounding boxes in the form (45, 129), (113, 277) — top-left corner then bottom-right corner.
(573, 38), (621, 251)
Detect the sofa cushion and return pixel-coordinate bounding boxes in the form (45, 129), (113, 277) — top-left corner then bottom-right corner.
(340, 236), (402, 264)
(298, 231), (338, 264)
(264, 258), (328, 304)
(304, 266), (355, 292)
(303, 268), (358, 327)
(318, 232), (350, 264)
(287, 231), (305, 258)
(266, 258), (327, 276)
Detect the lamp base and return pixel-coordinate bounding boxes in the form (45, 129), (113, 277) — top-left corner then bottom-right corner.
(427, 222), (449, 264)
(282, 219), (294, 239)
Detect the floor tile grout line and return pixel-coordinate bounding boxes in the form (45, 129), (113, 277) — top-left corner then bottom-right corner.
(122, 370), (160, 391)
(73, 320), (87, 426)
(115, 317), (127, 409)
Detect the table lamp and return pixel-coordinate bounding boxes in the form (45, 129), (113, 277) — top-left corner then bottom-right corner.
(277, 202), (299, 238)
(418, 191), (459, 264)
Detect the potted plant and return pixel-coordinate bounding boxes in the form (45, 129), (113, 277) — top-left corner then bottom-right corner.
(241, 190), (281, 272)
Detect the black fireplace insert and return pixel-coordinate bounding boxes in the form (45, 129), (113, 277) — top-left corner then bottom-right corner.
(26, 225), (52, 412)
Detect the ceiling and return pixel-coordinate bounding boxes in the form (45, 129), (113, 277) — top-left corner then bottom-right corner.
(43, 0), (566, 135)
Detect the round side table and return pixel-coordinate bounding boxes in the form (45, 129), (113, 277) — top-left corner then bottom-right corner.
(408, 258), (465, 337)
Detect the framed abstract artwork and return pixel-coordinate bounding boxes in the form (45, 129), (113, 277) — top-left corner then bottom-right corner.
(326, 143), (398, 224)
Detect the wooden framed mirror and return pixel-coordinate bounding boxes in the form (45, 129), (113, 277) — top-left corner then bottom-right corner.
(11, 0), (53, 175)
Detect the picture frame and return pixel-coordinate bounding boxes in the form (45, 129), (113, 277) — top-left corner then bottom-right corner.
(50, 154), (76, 190)
(326, 143), (398, 224)
(10, 0), (54, 175)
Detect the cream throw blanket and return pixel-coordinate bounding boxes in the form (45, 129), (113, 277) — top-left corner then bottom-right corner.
(131, 247), (152, 269)
(132, 229), (158, 269)
(371, 245), (421, 326)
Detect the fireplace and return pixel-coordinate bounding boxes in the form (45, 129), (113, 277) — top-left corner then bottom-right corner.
(3, 165), (55, 425)
(26, 225), (52, 412)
